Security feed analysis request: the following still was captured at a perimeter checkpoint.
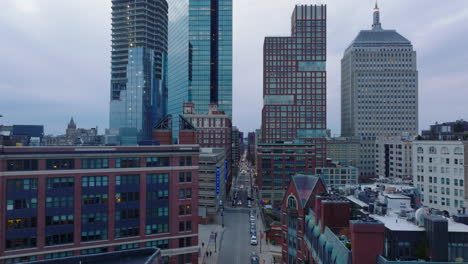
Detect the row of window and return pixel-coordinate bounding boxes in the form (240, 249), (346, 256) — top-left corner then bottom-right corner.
(6, 156), (191, 171)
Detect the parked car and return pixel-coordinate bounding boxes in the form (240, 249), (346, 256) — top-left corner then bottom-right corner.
(250, 252), (260, 264)
(237, 200), (242, 206)
(250, 235), (258, 245)
(250, 227), (256, 235)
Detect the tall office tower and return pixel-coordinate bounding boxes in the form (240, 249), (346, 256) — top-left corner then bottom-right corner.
(261, 5), (327, 167)
(341, 4), (418, 178)
(109, 0), (169, 142)
(167, 0), (232, 141)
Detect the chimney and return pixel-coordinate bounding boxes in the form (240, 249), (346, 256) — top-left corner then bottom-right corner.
(320, 199), (351, 233)
(153, 130), (172, 145)
(350, 219), (385, 264)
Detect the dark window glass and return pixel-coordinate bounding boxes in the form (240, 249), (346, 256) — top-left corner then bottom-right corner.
(6, 159), (38, 171)
(46, 159), (74, 170)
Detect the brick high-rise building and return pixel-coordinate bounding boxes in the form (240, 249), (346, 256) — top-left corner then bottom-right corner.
(261, 4), (327, 167)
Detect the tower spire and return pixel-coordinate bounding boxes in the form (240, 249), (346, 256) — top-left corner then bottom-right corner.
(372, 1), (382, 30)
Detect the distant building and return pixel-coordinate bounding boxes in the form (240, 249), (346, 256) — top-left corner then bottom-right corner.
(45, 118), (103, 146)
(347, 184), (468, 263)
(0, 144), (200, 264)
(422, 120), (468, 140)
(341, 4), (418, 179)
(247, 132), (256, 165)
(262, 4), (327, 168)
(375, 136), (413, 180)
(413, 140), (467, 215)
(239, 131), (245, 155)
(231, 126), (240, 166)
(326, 137), (360, 167)
(315, 163), (359, 188)
(198, 148), (227, 223)
(0, 125), (44, 146)
(182, 102), (232, 193)
(256, 142), (316, 207)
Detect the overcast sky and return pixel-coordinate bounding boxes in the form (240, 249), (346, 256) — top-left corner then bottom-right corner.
(1, 0), (468, 136)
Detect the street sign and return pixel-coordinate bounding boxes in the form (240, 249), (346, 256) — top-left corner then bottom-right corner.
(216, 166), (220, 195)
(224, 159), (228, 181)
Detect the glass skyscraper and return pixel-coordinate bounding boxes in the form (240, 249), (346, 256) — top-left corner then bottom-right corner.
(109, 0), (169, 142)
(167, 0), (232, 141)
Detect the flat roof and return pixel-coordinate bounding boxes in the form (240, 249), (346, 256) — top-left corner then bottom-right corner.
(384, 193), (410, 199)
(346, 195), (368, 208)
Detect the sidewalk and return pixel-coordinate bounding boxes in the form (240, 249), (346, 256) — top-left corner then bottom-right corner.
(257, 210), (282, 264)
(198, 224), (225, 264)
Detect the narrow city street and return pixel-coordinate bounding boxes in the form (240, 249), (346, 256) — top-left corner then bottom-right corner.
(218, 155), (262, 264)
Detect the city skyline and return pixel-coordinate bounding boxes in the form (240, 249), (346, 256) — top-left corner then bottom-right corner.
(1, 0), (468, 135)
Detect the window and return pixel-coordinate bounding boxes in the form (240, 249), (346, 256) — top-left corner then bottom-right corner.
(5, 237), (37, 250)
(82, 176), (108, 187)
(147, 173), (169, 184)
(7, 179), (37, 191)
(81, 230), (107, 242)
(115, 192), (139, 203)
(115, 243), (139, 251)
(115, 157), (140, 168)
(82, 211), (108, 224)
(46, 159), (74, 170)
(417, 147), (423, 154)
(6, 159), (38, 171)
(116, 209), (139, 220)
(46, 215), (74, 226)
(146, 240), (169, 249)
(441, 147), (449, 155)
(7, 198), (37, 210)
(429, 147), (437, 154)
(82, 194), (108, 205)
(179, 172), (192, 183)
(146, 157), (169, 167)
(45, 233), (74, 246)
(46, 196), (73, 208)
(82, 158), (109, 169)
(179, 189), (192, 199)
(115, 227), (139, 238)
(179, 157), (192, 166)
(46, 177), (74, 189)
(179, 204), (192, 215)
(6, 217), (37, 230)
(287, 196), (297, 209)
(116, 175), (139, 185)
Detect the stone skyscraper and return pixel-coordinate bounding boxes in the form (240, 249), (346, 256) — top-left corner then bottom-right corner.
(261, 4), (327, 167)
(341, 4), (418, 178)
(109, 0), (169, 143)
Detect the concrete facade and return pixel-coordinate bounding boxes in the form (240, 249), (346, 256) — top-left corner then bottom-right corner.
(375, 136), (413, 180)
(412, 141), (468, 215)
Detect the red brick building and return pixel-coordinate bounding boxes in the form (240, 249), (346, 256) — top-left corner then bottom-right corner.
(261, 4), (328, 168)
(0, 142), (200, 264)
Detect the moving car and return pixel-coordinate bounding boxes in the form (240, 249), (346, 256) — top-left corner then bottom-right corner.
(250, 235), (258, 246)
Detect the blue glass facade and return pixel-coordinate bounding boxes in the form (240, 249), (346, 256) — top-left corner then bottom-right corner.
(168, 0), (232, 141)
(109, 0), (168, 142)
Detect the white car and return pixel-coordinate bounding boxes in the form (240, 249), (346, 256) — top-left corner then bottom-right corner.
(238, 200), (242, 206)
(250, 235), (258, 245)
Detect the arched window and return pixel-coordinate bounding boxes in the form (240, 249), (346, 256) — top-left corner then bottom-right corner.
(417, 147), (424, 154)
(287, 196), (297, 209)
(454, 147), (463, 155)
(441, 147), (449, 155)
(429, 146), (437, 154)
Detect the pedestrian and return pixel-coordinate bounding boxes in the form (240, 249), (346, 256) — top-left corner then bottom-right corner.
(202, 242), (205, 248)
(209, 251), (212, 257)
(206, 251), (208, 257)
